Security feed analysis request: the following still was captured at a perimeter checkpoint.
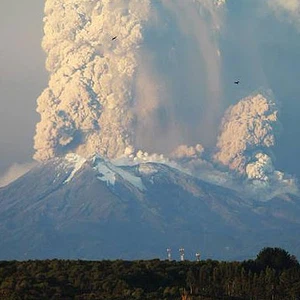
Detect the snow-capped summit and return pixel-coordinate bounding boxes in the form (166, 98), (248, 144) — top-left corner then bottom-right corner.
(1, 154), (300, 261)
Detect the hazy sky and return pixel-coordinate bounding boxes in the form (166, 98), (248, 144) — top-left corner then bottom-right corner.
(0, 1), (47, 177)
(1, 1), (300, 183)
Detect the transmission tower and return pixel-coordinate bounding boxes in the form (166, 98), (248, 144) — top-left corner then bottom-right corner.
(167, 248), (172, 261)
(179, 248), (185, 261)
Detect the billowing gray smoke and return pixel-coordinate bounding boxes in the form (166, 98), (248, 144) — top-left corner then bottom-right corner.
(34, 0), (225, 161)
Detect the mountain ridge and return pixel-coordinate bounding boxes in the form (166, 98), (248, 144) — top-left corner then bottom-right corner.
(0, 154), (300, 261)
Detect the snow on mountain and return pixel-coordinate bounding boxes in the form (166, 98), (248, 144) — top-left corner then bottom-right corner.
(64, 153), (87, 184)
(92, 155), (145, 191)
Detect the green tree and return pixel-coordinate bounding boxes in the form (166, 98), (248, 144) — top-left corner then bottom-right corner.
(256, 247), (299, 272)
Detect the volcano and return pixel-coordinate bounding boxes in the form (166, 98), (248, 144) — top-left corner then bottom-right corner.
(1, 154), (300, 261)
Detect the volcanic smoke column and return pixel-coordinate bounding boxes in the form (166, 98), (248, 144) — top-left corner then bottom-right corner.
(213, 92), (298, 197)
(134, 0), (226, 152)
(213, 92), (279, 175)
(34, 0), (151, 161)
(34, 0), (227, 162)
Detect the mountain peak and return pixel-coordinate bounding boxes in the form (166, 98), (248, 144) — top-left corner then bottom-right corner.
(1, 155), (300, 260)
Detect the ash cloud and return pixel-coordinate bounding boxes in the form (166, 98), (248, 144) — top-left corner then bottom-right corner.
(136, 0), (225, 150)
(33, 0), (298, 200)
(0, 162), (37, 188)
(34, 0), (226, 161)
(213, 91), (279, 175)
(212, 91), (297, 199)
(34, 0), (151, 161)
(267, 0), (300, 29)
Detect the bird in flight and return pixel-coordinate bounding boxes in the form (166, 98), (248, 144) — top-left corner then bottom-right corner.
(234, 80), (240, 85)
(112, 36), (118, 41)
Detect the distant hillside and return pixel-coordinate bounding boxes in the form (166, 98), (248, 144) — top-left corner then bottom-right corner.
(0, 248), (299, 300)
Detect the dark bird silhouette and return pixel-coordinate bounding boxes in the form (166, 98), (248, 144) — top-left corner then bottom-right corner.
(234, 80), (240, 85)
(112, 36), (117, 41)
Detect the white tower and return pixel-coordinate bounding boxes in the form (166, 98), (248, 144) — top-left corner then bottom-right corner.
(196, 252), (201, 262)
(179, 248), (185, 261)
(167, 248), (172, 261)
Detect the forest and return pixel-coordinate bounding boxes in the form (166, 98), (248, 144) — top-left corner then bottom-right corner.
(0, 247), (299, 300)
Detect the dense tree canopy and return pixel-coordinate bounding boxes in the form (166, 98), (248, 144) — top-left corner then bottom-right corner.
(0, 248), (299, 299)
(255, 247), (299, 271)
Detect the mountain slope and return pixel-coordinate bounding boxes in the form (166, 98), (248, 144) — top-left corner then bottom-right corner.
(0, 154), (300, 260)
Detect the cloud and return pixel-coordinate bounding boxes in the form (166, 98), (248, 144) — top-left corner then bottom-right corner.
(35, 0), (227, 162)
(267, 0), (300, 29)
(213, 91), (279, 174)
(269, 0), (300, 12)
(158, 0), (226, 146)
(33, 1), (298, 200)
(34, 0), (152, 161)
(212, 91), (298, 199)
(0, 162), (37, 187)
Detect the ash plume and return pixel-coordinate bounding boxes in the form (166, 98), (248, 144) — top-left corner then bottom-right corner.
(34, 0), (226, 161)
(0, 162), (37, 188)
(33, 1), (298, 200)
(135, 0), (226, 151)
(212, 91), (298, 198)
(34, 0), (151, 161)
(267, 0), (300, 29)
(213, 92), (279, 174)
